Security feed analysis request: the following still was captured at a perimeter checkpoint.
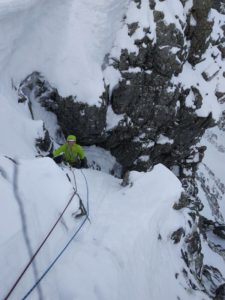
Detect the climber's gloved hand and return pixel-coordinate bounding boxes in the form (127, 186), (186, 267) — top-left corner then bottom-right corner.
(81, 157), (88, 168)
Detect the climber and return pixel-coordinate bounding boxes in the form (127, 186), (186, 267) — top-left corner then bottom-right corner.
(53, 135), (88, 168)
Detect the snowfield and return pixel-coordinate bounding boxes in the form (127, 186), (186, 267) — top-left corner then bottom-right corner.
(1, 159), (193, 300)
(0, 0), (129, 104)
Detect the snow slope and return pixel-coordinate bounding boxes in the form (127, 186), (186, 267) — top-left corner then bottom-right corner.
(0, 0), (129, 104)
(1, 160), (204, 300)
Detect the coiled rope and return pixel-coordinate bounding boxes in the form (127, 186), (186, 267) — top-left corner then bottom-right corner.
(21, 168), (90, 300)
(3, 165), (88, 300)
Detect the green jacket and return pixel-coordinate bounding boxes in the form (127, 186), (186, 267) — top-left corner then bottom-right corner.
(53, 143), (85, 163)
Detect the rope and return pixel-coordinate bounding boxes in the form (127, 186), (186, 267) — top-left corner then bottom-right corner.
(4, 179), (77, 300)
(4, 155), (17, 164)
(70, 165), (77, 192)
(21, 168), (90, 300)
(80, 169), (88, 213)
(80, 169), (90, 220)
(22, 216), (88, 300)
(4, 160), (43, 300)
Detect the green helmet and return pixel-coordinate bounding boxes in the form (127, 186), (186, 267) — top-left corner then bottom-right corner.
(67, 135), (77, 142)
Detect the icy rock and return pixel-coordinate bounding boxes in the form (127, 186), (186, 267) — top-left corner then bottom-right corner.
(171, 227), (185, 243)
(213, 1), (225, 15)
(173, 192), (191, 210)
(213, 225), (225, 239)
(35, 126), (52, 153)
(202, 67), (220, 82)
(215, 283), (225, 300)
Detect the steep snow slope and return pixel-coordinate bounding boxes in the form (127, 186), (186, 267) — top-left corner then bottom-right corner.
(0, 87), (43, 157)
(0, 0), (129, 103)
(1, 160), (207, 300)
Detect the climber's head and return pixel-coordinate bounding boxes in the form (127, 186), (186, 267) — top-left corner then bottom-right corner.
(67, 135), (76, 145)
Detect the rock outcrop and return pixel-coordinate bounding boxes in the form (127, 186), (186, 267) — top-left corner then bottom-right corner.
(185, 0), (214, 65)
(103, 0), (215, 173)
(18, 72), (107, 146)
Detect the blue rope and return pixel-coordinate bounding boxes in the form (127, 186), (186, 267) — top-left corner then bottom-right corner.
(81, 169), (89, 215)
(21, 170), (90, 300)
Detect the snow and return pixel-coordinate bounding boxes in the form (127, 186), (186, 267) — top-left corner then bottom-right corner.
(185, 89), (196, 108)
(203, 128), (225, 181)
(1, 162), (189, 300)
(104, 66), (122, 96)
(184, 0), (193, 15)
(201, 237), (225, 279)
(0, 88), (43, 158)
(84, 145), (122, 176)
(106, 106), (124, 130)
(190, 14), (197, 26)
(157, 134), (174, 145)
(172, 62), (221, 120)
(155, 0), (185, 30)
(202, 62), (220, 80)
(123, 66), (142, 73)
(110, 24), (139, 59)
(55, 165), (184, 300)
(138, 155), (149, 162)
(199, 126), (225, 222)
(0, 0), (130, 105)
(0, 159), (21, 245)
(209, 9), (225, 41)
(108, 0), (157, 66)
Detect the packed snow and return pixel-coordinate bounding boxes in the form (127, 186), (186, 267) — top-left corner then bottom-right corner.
(1, 159), (193, 300)
(0, 0), (130, 105)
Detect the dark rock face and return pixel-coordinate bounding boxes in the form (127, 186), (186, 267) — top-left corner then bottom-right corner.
(18, 72), (107, 146)
(43, 96), (107, 145)
(108, 78), (213, 172)
(103, 0), (214, 173)
(185, 0), (214, 65)
(171, 227), (185, 244)
(215, 284), (225, 300)
(35, 126), (52, 153)
(213, 0), (225, 14)
(173, 192), (191, 210)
